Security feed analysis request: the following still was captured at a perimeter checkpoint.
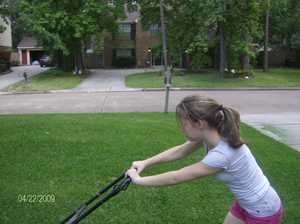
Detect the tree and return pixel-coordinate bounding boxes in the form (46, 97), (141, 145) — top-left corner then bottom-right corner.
(0, 0), (29, 49)
(219, 0), (227, 78)
(264, 0), (270, 72)
(3, 0), (27, 49)
(136, 0), (263, 76)
(0, 0), (9, 33)
(269, 0), (300, 48)
(21, 0), (125, 73)
(224, 0), (263, 74)
(137, 0), (219, 70)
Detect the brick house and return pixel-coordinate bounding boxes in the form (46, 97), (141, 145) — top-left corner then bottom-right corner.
(85, 3), (162, 68)
(17, 3), (162, 69)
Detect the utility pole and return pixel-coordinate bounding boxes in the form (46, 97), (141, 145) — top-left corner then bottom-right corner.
(264, 0), (270, 72)
(160, 0), (171, 113)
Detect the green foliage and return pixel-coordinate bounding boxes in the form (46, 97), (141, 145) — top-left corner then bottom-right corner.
(20, 0), (126, 69)
(1, 0), (26, 48)
(137, 0), (263, 71)
(269, 0), (300, 48)
(186, 34), (214, 69)
(0, 0), (9, 33)
(21, 0), (120, 54)
(0, 58), (10, 72)
(151, 43), (162, 59)
(137, 0), (299, 72)
(224, 0), (263, 70)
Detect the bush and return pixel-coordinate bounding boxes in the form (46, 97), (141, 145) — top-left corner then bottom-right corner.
(0, 59), (10, 73)
(113, 57), (135, 68)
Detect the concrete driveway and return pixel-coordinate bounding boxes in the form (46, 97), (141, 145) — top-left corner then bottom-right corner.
(0, 65), (49, 90)
(72, 68), (161, 92)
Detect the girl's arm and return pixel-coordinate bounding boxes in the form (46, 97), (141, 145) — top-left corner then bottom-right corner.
(127, 162), (221, 187)
(143, 140), (202, 168)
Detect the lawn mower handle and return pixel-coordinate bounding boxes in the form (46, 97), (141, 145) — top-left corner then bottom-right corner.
(60, 170), (133, 224)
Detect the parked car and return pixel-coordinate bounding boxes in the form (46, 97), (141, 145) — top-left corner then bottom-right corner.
(31, 60), (40, 65)
(39, 55), (52, 67)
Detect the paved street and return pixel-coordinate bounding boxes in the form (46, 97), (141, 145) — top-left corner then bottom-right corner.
(0, 90), (299, 151)
(1, 90), (299, 114)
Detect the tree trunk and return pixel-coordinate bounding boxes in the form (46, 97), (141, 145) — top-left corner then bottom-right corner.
(219, 0), (227, 78)
(53, 50), (74, 71)
(73, 41), (84, 75)
(241, 33), (251, 74)
(264, 0), (270, 72)
(219, 21), (226, 78)
(241, 54), (250, 73)
(53, 50), (62, 69)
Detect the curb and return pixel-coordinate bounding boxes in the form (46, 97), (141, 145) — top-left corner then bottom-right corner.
(142, 87), (300, 91)
(1, 87), (300, 95)
(0, 89), (144, 95)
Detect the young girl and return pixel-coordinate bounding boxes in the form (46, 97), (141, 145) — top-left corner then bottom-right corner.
(126, 95), (283, 224)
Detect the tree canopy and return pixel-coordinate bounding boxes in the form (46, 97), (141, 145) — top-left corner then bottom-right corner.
(21, 0), (126, 71)
(5, 0), (300, 73)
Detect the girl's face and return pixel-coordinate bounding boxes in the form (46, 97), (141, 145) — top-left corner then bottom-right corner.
(179, 118), (206, 142)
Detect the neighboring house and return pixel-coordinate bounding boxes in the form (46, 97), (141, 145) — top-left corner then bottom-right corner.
(17, 4), (161, 68)
(85, 3), (162, 68)
(17, 36), (45, 65)
(0, 17), (12, 70)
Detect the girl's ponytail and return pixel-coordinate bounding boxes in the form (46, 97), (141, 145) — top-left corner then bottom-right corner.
(216, 106), (244, 149)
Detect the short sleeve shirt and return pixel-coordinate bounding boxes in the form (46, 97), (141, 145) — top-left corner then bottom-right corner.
(201, 139), (270, 209)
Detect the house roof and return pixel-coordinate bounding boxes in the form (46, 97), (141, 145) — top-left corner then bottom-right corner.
(17, 36), (43, 49)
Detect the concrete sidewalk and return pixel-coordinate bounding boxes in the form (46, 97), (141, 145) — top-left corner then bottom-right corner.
(242, 113), (300, 152)
(0, 90), (299, 151)
(0, 65), (49, 90)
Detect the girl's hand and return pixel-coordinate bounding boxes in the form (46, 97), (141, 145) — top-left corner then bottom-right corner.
(130, 160), (147, 174)
(126, 168), (141, 185)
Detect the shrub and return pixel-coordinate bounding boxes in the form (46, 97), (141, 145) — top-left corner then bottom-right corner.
(0, 58), (10, 73)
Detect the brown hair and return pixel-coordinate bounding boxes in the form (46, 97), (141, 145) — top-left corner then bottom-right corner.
(176, 95), (245, 149)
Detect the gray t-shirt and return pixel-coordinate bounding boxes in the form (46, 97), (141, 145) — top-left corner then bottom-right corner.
(201, 139), (281, 216)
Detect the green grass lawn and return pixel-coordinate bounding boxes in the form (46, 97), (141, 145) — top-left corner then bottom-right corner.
(5, 69), (83, 92)
(1, 113), (300, 223)
(126, 68), (300, 88)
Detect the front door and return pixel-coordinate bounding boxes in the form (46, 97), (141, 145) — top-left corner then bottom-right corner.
(21, 50), (27, 65)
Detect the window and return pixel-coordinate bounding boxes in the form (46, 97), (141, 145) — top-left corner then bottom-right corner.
(115, 23), (132, 40)
(116, 49), (132, 58)
(149, 24), (160, 35)
(118, 23), (131, 33)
